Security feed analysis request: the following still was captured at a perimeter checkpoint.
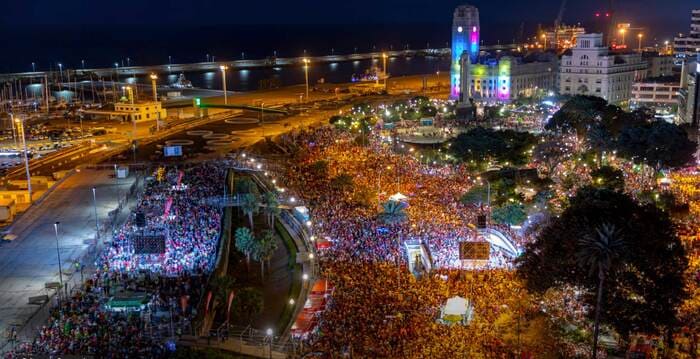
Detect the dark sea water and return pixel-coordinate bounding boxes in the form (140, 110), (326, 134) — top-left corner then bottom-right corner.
(1, 24), (457, 74)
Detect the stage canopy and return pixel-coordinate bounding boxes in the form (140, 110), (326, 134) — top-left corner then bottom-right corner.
(444, 296), (469, 316)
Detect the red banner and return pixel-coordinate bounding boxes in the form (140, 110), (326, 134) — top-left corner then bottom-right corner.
(180, 295), (189, 313)
(226, 290), (236, 323)
(204, 291), (213, 316)
(163, 197), (173, 219)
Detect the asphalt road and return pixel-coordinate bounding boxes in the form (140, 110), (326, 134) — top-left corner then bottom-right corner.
(0, 169), (135, 347)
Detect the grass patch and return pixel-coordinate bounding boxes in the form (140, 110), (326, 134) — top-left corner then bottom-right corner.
(274, 219), (303, 334)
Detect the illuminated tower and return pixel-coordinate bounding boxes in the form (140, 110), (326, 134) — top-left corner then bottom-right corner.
(451, 4), (480, 99)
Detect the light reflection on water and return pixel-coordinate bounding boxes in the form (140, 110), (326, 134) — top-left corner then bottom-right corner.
(20, 56), (449, 95)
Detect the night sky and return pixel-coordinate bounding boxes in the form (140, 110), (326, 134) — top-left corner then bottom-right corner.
(1, 0), (695, 30)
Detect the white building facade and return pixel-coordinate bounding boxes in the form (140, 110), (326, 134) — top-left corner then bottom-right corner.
(631, 81), (680, 108)
(559, 33), (647, 104)
(673, 9), (700, 58)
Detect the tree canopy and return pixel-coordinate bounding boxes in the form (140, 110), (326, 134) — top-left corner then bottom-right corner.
(589, 166), (625, 192)
(517, 187), (688, 337)
(449, 127), (536, 167)
(492, 203), (527, 226)
(617, 120), (696, 169)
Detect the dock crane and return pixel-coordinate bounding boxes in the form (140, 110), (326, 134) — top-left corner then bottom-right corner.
(551, 0), (567, 50)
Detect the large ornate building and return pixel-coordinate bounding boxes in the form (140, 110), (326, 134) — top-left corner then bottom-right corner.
(559, 33), (647, 104)
(450, 4), (480, 100)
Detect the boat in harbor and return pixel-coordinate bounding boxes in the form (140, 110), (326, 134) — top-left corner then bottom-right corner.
(170, 73), (193, 89)
(351, 66), (387, 83)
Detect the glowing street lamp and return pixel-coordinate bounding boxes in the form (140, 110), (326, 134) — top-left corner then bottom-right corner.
(303, 58), (310, 102)
(149, 73), (158, 101)
(220, 65), (229, 104)
(13, 115), (32, 202)
(541, 33), (547, 49)
(57, 63), (64, 83)
(382, 53), (388, 90)
(618, 28), (627, 46)
(637, 33), (644, 52)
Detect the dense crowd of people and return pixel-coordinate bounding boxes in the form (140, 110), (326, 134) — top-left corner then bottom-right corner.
(270, 127), (547, 356)
(101, 164), (225, 275)
(6, 163), (227, 358)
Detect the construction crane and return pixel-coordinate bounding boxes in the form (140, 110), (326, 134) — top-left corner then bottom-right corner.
(554, 0), (567, 29)
(553, 0), (568, 49)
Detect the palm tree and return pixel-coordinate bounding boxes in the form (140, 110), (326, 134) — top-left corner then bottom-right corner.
(252, 230), (279, 281)
(378, 200), (408, 226)
(240, 193), (259, 230)
(263, 191), (280, 228)
(235, 227), (255, 268)
(210, 275), (236, 315)
(235, 177), (255, 194)
(231, 287), (264, 325)
(576, 223), (625, 359)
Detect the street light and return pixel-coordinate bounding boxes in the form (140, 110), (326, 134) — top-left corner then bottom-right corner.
(303, 58), (310, 102)
(31, 62), (36, 72)
(637, 33), (644, 52)
(541, 33), (547, 49)
(13, 115), (32, 202)
(619, 28), (627, 46)
(92, 187), (100, 245)
(266, 328), (273, 359)
(220, 65), (228, 105)
(150, 73), (158, 101)
(58, 63), (63, 84)
(382, 53), (388, 90)
(53, 222), (64, 299)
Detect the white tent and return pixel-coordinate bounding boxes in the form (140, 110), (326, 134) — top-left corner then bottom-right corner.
(444, 296), (469, 316)
(389, 193), (409, 202)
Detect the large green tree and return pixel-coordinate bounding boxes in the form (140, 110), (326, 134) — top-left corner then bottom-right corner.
(449, 127), (536, 167)
(379, 200), (408, 226)
(545, 95), (608, 141)
(240, 193), (259, 230)
(234, 227), (255, 267)
(251, 230), (279, 281)
(492, 203), (527, 226)
(590, 166), (625, 192)
(231, 287), (264, 325)
(518, 187), (687, 340)
(262, 191), (280, 228)
(617, 120), (696, 169)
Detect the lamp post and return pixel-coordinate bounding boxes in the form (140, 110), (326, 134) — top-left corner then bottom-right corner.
(619, 28), (627, 46)
(14, 115), (32, 203)
(31, 62), (36, 72)
(92, 187), (100, 244)
(382, 53), (388, 91)
(266, 328), (273, 359)
(303, 58), (309, 102)
(114, 62), (120, 83)
(150, 73), (158, 101)
(220, 65), (228, 105)
(541, 33), (547, 49)
(637, 33), (644, 52)
(53, 222), (64, 299)
(58, 63), (63, 85)
(259, 101), (265, 138)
